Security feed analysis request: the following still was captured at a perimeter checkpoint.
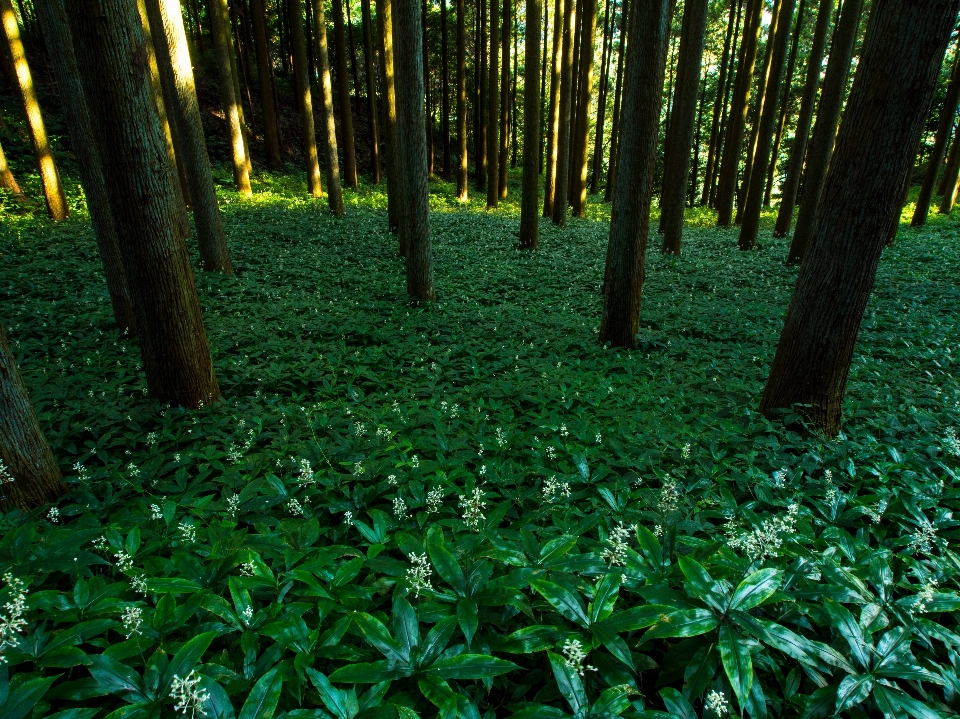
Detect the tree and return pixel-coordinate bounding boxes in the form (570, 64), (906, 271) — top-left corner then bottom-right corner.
(590, 0), (612, 196)
(658, 0), (708, 254)
(737, 0), (796, 250)
(145, 0), (234, 275)
(487, 0), (501, 207)
(67, 0), (221, 408)
(395, 0), (437, 300)
(912, 51), (960, 226)
(603, 0), (629, 202)
(422, 0), (435, 174)
(569, 0), (597, 216)
(598, 0), (669, 347)
(376, 0), (401, 227)
(760, 0), (958, 436)
(940, 132), (960, 214)
(0, 0), (67, 221)
(519, 0), (542, 248)
(772, 0), (831, 238)
(542, 0), (563, 215)
(0, 319), (66, 510)
(456, 0), (469, 199)
(476, 0), (488, 190)
(314, 0), (346, 214)
(0, 138), (24, 201)
(440, 0), (452, 179)
(786, 0), (862, 264)
(498, 0), (511, 199)
(701, 0), (740, 206)
(290, 0), (323, 197)
(551, 0), (576, 225)
(361, 0), (382, 182)
(332, 0), (359, 187)
(250, 0), (282, 168)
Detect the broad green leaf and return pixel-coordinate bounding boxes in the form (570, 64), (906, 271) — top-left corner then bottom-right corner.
(595, 604), (674, 633)
(161, 631), (216, 696)
(329, 661), (413, 683)
(835, 674), (874, 714)
(719, 623), (753, 707)
(529, 579), (589, 627)
(238, 666), (283, 719)
(424, 654), (518, 680)
(728, 568), (781, 612)
(589, 573), (621, 624)
(659, 687), (696, 719)
(639, 609), (718, 642)
(1, 675), (58, 719)
(547, 651), (586, 714)
(498, 625), (566, 653)
(426, 527), (467, 596)
(677, 556), (725, 611)
(306, 668), (350, 719)
(353, 613), (408, 663)
(419, 616), (459, 667)
(87, 655), (148, 702)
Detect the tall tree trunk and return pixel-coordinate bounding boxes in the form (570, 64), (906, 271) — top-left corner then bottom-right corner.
(67, 0), (221, 408)
(658, 0), (707, 253)
(542, 0), (563, 215)
(701, 0), (738, 206)
(250, 0), (282, 168)
(569, 0), (596, 216)
(441, 0), (452, 178)
(145, 0), (234, 274)
(511, 11), (518, 167)
(315, 0), (346, 214)
(568, 0), (582, 196)
(456, 0), (469, 198)
(520, 0), (542, 248)
(598, 0), (668, 347)
(940, 125), (960, 214)
(604, 0), (628, 202)
(346, 0), (361, 109)
(0, 0), (66, 220)
(550, 0), (575, 224)
(209, 0), (252, 196)
(772, 0), (831, 237)
(590, 0), (612, 196)
(486, 0), (500, 206)
(709, 0), (742, 206)
(422, 0), (435, 174)
(498, 0), (510, 197)
(289, 0), (323, 196)
(689, 66), (707, 205)
(540, 0), (548, 173)
(333, 0), (359, 186)
(760, 0), (958, 436)
(0, 138), (23, 200)
(394, 0), (436, 300)
(764, 0), (805, 205)
(377, 0), (400, 225)
(714, 0), (762, 226)
(0, 320), (65, 510)
(786, 0), (862, 263)
(912, 51), (960, 225)
(224, 0), (254, 181)
(36, 0), (136, 333)
(738, 0), (796, 249)
(940, 122), (960, 198)
(278, 0), (290, 73)
(477, 0), (487, 189)
(361, 0), (381, 182)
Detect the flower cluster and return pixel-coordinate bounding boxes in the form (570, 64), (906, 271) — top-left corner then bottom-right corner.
(658, 477), (682, 515)
(459, 487), (486, 530)
(911, 578), (939, 615)
(393, 497), (408, 519)
(287, 498), (305, 517)
(727, 503), (799, 562)
(602, 522), (636, 566)
(169, 669), (210, 718)
(177, 522), (197, 543)
(706, 690), (729, 717)
(426, 487), (443, 513)
(406, 552), (433, 597)
(907, 523), (939, 556)
(0, 460), (14, 485)
(542, 475), (572, 503)
(944, 427), (960, 457)
(0, 574), (27, 663)
(121, 605), (143, 637)
(561, 638), (596, 676)
(296, 458), (315, 486)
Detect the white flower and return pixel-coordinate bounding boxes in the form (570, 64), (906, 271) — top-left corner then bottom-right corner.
(0, 460), (14, 485)
(241, 605), (253, 624)
(177, 522), (197, 544)
(169, 669), (210, 718)
(130, 575), (148, 595)
(542, 475), (571, 503)
(92, 536), (108, 551)
(127, 462), (141, 478)
(72, 462), (90, 483)
(353, 462), (365, 476)
(595, 433), (602, 444)
(239, 562), (255, 577)
(287, 499), (304, 517)
(658, 478), (681, 514)
(146, 432), (157, 446)
(387, 474), (399, 486)
(705, 690), (729, 717)
(681, 443), (691, 459)
(726, 504), (799, 562)
(343, 511), (354, 526)
(226, 494), (240, 516)
(121, 605), (143, 637)
(560, 424), (569, 438)
(406, 552), (433, 597)
(393, 497), (408, 519)
(561, 638), (596, 676)
(0, 574), (27, 663)
(354, 421), (367, 436)
(602, 522), (636, 566)
(150, 502), (164, 520)
(907, 523), (939, 556)
(772, 467), (789, 489)
(911, 578), (939, 615)
(114, 551), (134, 572)
(479, 464), (487, 477)
(654, 524), (663, 537)
(545, 446), (557, 460)
(426, 487), (443, 513)
(376, 427), (390, 439)
(411, 455), (419, 468)
(945, 428), (960, 457)
(297, 458), (315, 486)
(459, 487), (487, 530)
(495, 427), (506, 448)
(47, 507), (60, 523)
(864, 498), (888, 523)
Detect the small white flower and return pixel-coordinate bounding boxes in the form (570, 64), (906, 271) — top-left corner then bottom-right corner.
(706, 690), (729, 717)
(241, 605), (253, 624)
(169, 669), (210, 718)
(226, 494), (240, 516)
(411, 455), (419, 468)
(343, 510), (354, 526)
(0, 460), (15, 485)
(297, 458), (315, 486)
(459, 487), (487, 530)
(393, 497), (408, 519)
(130, 575), (148, 595)
(353, 462), (365, 476)
(177, 522), (197, 544)
(911, 578), (939, 615)
(121, 605), (143, 637)
(560, 424), (569, 438)
(907, 523), (939, 556)
(546, 446), (557, 460)
(561, 638), (596, 676)
(387, 474), (399, 486)
(595, 433), (602, 444)
(150, 503), (163, 520)
(239, 561), (255, 577)
(542, 475), (572, 503)
(495, 427), (507, 448)
(772, 467), (789, 489)
(354, 421), (367, 436)
(681, 442), (691, 459)
(406, 552), (433, 597)
(426, 487), (443, 513)
(602, 522), (637, 566)
(945, 428), (960, 457)
(92, 536), (108, 551)
(127, 462), (141, 478)
(47, 507), (60, 523)
(0, 574), (27, 663)
(287, 499), (304, 517)
(114, 551), (134, 572)
(146, 432), (157, 446)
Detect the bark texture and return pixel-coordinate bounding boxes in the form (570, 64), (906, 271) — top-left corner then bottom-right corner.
(765, 0), (805, 206)
(912, 50), (960, 226)
(542, 0), (563, 215)
(551, 0), (576, 225)
(701, 0), (738, 206)
(569, 0), (596, 216)
(0, 137), (23, 199)
(603, 0), (628, 202)
(209, 0), (252, 196)
(376, 0), (400, 225)
(251, 0), (282, 167)
(456, 0), (469, 199)
(314, 0), (345, 214)
(940, 128), (960, 214)
(440, 0), (451, 179)
(361, 0), (381, 182)
(519, 0), (542, 248)
(760, 0), (958, 436)
(290, 0), (323, 196)
(487, 0), (500, 206)
(498, 0), (511, 198)
(332, 0), (359, 186)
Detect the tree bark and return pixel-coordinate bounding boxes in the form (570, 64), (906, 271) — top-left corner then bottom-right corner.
(708, 0), (742, 207)
(603, 0), (628, 202)
(760, 0), (958, 436)
(498, 0), (511, 198)
(361, 0), (382, 182)
(786, 0), (862, 264)
(0, 0), (67, 221)
(0, 137), (23, 200)
(145, 0), (234, 274)
(738, 0), (796, 249)
(701, 0), (738, 206)
(912, 51), (960, 226)
(772, 0), (831, 237)
(658, 0), (708, 254)
(422, 0), (434, 175)
(476, 0), (487, 190)
(550, 0), (575, 224)
(590, 0), (612, 196)
(394, 0), (437, 300)
(764, 0), (805, 206)
(456, 0), (469, 198)
(520, 0), (542, 248)
(542, 0), (563, 215)
(250, 0), (282, 167)
(569, 0), (596, 216)
(940, 119), (960, 198)
(598, 0), (668, 347)
(486, 0), (500, 206)
(940, 124), (960, 214)
(440, 0), (451, 178)
(0, 320), (65, 510)
(67, 0), (221, 408)
(315, 0), (345, 214)
(332, 0), (359, 186)
(209, 0), (252, 196)
(689, 66), (707, 205)
(376, 0), (399, 225)
(289, 0), (323, 196)
(36, 0), (136, 334)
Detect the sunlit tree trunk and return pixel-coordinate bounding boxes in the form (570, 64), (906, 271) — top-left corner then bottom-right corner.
(761, 0), (958, 436)
(67, 0), (221, 408)
(314, 0), (345, 214)
(209, 0), (252, 196)
(520, 0), (542, 248)
(0, 319), (65, 510)
(332, 0), (359, 186)
(599, 0), (668, 347)
(394, 0), (436, 300)
(145, 0), (234, 274)
(250, 0), (282, 167)
(701, 0), (737, 206)
(708, 0), (742, 207)
(551, 0), (575, 225)
(542, 0), (562, 215)
(772, 0), (830, 237)
(486, 0), (500, 206)
(440, 0), (451, 179)
(786, 0), (862, 264)
(590, 0), (612, 196)
(359, 0), (381, 182)
(498, 0), (510, 198)
(456, 0), (469, 198)
(422, 0), (435, 175)
(604, 0), (628, 202)
(913, 51), (960, 226)
(569, 0), (596, 216)
(288, 0), (323, 196)
(476, 0), (488, 189)
(940, 129), (960, 214)
(0, 0), (67, 220)
(377, 0), (400, 227)
(764, 0), (805, 206)
(0, 138), (23, 201)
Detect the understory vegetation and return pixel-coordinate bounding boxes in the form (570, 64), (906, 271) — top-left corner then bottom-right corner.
(3, 172), (960, 719)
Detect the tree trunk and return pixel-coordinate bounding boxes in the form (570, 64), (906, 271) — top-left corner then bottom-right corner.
(486, 0), (500, 206)
(476, 0), (487, 190)
(912, 51), (960, 225)
(346, 0), (362, 116)
(604, 0), (628, 202)
(145, 0), (234, 274)
(209, 0), (252, 196)
(0, 137), (23, 200)
(786, 0), (862, 264)
(599, 0), (668, 347)
(569, 0), (596, 216)
(658, 0), (708, 254)
(701, 0), (738, 206)
(0, 0), (67, 220)
(511, 12), (518, 167)
(456, 0), (469, 198)
(332, 0), (359, 186)
(590, 0), (612, 196)
(422, 0), (434, 175)
(376, 0), (399, 225)
(940, 124), (960, 214)
(224, 1), (254, 182)
(940, 119), (960, 198)
(250, 0), (282, 168)
(760, 0), (958, 436)
(709, 0), (742, 206)
(0, 320), (65, 510)
(764, 0), (805, 206)
(542, 0), (563, 215)
(550, 0), (575, 225)
(498, 0), (510, 198)
(289, 0), (322, 196)
(394, 0), (437, 300)
(440, 0), (451, 178)
(714, 0), (762, 226)
(519, 0), (542, 248)
(737, 0), (796, 250)
(67, 0), (221, 409)
(689, 66), (707, 205)
(315, 0), (345, 214)
(361, 0), (382, 182)
(540, 0), (548, 173)
(36, 0), (136, 334)
(772, 0), (831, 237)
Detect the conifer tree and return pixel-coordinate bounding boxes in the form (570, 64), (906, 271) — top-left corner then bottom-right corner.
(912, 52), (960, 226)
(520, 0), (542, 248)
(314, 0), (345, 214)
(290, 0), (323, 196)
(250, 0), (282, 167)
(333, 0), (359, 186)
(209, 0), (252, 196)
(456, 0), (469, 199)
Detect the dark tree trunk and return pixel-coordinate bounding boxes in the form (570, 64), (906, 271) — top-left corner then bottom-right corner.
(550, 0), (575, 225)
(542, 0), (563, 215)
(487, 0), (500, 206)
(511, 7), (518, 168)
(250, 0), (282, 167)
(760, 0), (958, 436)
(701, 0), (738, 206)
(912, 51), (960, 225)
(333, 0), (359, 186)
(456, 0), (468, 198)
(476, 0), (487, 189)
(209, 0), (252, 196)
(423, 0), (434, 175)
(360, 0), (381, 182)
(376, 0), (399, 225)
(604, 0), (628, 201)
(709, 0), (742, 206)
(0, 320), (65, 510)
(498, 0), (511, 198)
(772, 0), (831, 237)
(590, 0), (612, 195)
(346, 0), (362, 104)
(440, 0), (451, 178)
(36, 0), (136, 333)
(0, 138), (23, 200)
(278, 0), (290, 73)
(598, 0), (669, 347)
(289, 0), (323, 196)
(569, 0), (597, 216)
(738, 0), (796, 249)
(314, 0), (345, 214)
(520, 0), (542, 248)
(394, 0), (437, 300)
(540, 0), (548, 173)
(786, 0), (862, 263)
(658, 0), (708, 254)
(67, 0), (221, 408)
(940, 124), (960, 214)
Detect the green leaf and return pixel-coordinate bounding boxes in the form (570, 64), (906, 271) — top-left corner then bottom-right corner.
(329, 661), (413, 683)
(728, 568), (781, 612)
(0, 675), (58, 719)
(353, 612), (408, 663)
(593, 685), (633, 716)
(237, 666), (283, 719)
(595, 604), (673, 633)
(161, 631), (216, 696)
(419, 616), (458, 667)
(498, 625), (566, 653)
(392, 596), (420, 656)
(529, 579), (589, 628)
(639, 609), (718, 642)
(677, 556), (725, 611)
(508, 705), (570, 719)
(835, 674), (874, 714)
(306, 668), (350, 719)
(589, 573), (621, 624)
(146, 578), (202, 594)
(199, 676), (236, 719)
(424, 654), (518, 680)
(659, 687), (696, 719)
(547, 651), (586, 714)
(719, 623), (753, 707)
(426, 526), (467, 596)
(87, 655), (148, 702)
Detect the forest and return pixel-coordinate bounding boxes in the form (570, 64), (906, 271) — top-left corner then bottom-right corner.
(1, 0), (960, 717)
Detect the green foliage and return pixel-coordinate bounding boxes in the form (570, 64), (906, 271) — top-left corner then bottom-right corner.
(1, 172), (960, 719)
